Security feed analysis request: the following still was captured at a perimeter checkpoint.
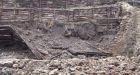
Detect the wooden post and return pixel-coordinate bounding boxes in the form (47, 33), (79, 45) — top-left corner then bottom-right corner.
(14, 0), (17, 21)
(73, 9), (75, 21)
(39, 0), (42, 22)
(0, 0), (3, 20)
(67, 10), (69, 22)
(29, 3), (34, 26)
(65, 0), (67, 9)
(91, 8), (94, 18)
(78, 9), (80, 19)
(53, 9), (55, 21)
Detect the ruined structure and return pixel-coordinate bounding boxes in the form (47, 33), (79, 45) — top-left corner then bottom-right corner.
(0, 0), (139, 59)
(0, 0), (140, 75)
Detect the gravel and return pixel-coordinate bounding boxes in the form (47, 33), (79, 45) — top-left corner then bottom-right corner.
(0, 56), (140, 75)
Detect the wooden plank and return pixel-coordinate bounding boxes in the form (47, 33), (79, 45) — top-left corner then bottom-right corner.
(0, 35), (12, 40)
(8, 26), (48, 59)
(0, 29), (12, 35)
(0, 4), (119, 11)
(0, 25), (11, 29)
(0, 20), (29, 22)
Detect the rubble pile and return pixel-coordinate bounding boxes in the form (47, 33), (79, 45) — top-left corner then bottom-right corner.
(0, 56), (140, 75)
